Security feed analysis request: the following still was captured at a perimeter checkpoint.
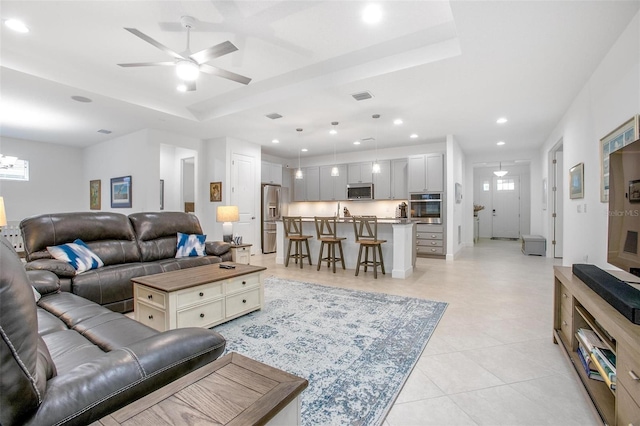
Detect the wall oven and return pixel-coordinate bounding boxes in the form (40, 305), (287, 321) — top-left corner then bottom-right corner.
(409, 193), (443, 223)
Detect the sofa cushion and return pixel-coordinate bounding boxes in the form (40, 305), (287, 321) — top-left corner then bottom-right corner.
(206, 241), (231, 256)
(42, 330), (106, 376)
(0, 237), (50, 425)
(175, 232), (206, 258)
(47, 239), (104, 274)
(129, 212), (204, 262)
(21, 212), (141, 265)
(156, 255), (221, 272)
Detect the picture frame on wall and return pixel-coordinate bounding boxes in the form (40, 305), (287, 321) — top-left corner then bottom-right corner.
(600, 115), (639, 202)
(569, 163), (584, 200)
(89, 179), (101, 210)
(210, 182), (222, 202)
(630, 179), (640, 203)
(455, 183), (462, 203)
(160, 179), (164, 210)
(111, 175), (132, 208)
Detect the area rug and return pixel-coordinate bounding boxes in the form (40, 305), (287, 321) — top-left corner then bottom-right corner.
(213, 277), (447, 426)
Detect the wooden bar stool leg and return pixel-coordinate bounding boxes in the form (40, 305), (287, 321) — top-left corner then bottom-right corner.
(297, 240), (303, 268)
(331, 243), (336, 273)
(337, 241), (345, 270)
(364, 246), (369, 272)
(372, 244), (378, 279)
(355, 245), (363, 276)
(305, 238), (312, 265)
(378, 244), (385, 275)
(285, 239), (293, 267)
(317, 241), (323, 271)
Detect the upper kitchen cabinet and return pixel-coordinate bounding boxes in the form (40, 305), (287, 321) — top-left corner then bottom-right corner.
(261, 161), (282, 185)
(348, 162), (373, 183)
(408, 153), (444, 193)
(320, 165), (348, 201)
(372, 160), (391, 199)
(293, 166), (320, 201)
(391, 158), (408, 200)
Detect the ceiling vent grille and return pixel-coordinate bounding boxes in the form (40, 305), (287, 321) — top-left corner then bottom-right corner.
(361, 137), (375, 142)
(97, 129), (112, 134)
(351, 91), (373, 101)
(265, 113), (283, 120)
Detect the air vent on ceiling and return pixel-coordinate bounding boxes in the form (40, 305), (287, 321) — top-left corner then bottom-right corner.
(265, 113), (283, 120)
(361, 137), (375, 142)
(351, 91), (374, 101)
(97, 129), (112, 134)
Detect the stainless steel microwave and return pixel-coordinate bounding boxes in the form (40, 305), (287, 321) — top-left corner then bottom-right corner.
(347, 183), (374, 200)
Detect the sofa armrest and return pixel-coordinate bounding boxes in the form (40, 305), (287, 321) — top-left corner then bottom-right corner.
(25, 328), (226, 426)
(25, 259), (76, 278)
(26, 270), (60, 296)
(206, 241), (230, 256)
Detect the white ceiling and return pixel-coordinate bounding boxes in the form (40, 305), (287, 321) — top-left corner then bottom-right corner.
(1, 1), (638, 161)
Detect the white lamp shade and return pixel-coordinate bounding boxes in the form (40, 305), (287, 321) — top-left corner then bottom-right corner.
(493, 170), (508, 177)
(0, 197), (6, 227)
(216, 205), (239, 222)
(176, 60), (200, 81)
(331, 166), (339, 177)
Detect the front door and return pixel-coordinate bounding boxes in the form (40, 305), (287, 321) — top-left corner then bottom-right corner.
(492, 175), (521, 239)
(231, 153), (256, 249)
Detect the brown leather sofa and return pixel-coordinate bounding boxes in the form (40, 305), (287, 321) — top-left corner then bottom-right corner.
(0, 236), (226, 426)
(20, 211), (232, 313)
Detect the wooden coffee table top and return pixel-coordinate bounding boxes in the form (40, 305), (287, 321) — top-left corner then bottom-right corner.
(95, 352), (308, 426)
(131, 262), (267, 292)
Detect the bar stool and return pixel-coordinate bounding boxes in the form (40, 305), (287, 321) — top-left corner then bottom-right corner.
(283, 216), (313, 268)
(314, 216), (346, 273)
(352, 215), (386, 279)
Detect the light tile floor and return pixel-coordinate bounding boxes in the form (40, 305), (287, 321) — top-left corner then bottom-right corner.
(251, 238), (601, 426)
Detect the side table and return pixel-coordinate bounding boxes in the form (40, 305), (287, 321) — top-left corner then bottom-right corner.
(94, 352), (308, 426)
(230, 243), (252, 265)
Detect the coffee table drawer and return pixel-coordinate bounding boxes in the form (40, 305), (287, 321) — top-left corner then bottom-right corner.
(226, 288), (260, 318)
(177, 282), (223, 309)
(137, 286), (166, 309)
(137, 303), (167, 332)
(226, 274), (261, 294)
(177, 299), (225, 328)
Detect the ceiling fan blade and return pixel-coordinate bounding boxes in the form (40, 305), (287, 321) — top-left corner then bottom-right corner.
(124, 28), (185, 60)
(185, 81), (196, 92)
(117, 61), (175, 67)
(190, 41), (238, 65)
(200, 64), (251, 85)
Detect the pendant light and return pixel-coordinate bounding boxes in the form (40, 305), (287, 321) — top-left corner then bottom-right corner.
(493, 162), (508, 177)
(295, 128), (304, 179)
(372, 114), (381, 174)
(330, 122), (339, 177)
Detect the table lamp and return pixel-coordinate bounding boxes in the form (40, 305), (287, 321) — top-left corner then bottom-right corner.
(0, 197), (6, 230)
(217, 205), (239, 243)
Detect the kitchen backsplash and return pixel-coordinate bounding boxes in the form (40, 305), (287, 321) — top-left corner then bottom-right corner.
(288, 200), (407, 218)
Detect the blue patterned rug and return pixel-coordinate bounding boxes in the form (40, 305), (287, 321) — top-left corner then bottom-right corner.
(214, 277), (447, 426)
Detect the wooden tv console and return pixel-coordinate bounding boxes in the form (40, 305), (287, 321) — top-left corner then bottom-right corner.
(553, 266), (640, 425)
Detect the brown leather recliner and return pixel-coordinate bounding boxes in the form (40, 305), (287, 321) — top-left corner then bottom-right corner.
(0, 236), (226, 425)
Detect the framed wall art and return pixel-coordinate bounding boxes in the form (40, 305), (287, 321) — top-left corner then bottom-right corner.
(210, 182), (222, 202)
(89, 179), (101, 210)
(600, 115), (639, 202)
(569, 163), (584, 200)
(111, 175), (132, 208)
(630, 179), (640, 203)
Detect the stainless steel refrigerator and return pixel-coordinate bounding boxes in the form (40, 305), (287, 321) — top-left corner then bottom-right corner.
(262, 184), (281, 253)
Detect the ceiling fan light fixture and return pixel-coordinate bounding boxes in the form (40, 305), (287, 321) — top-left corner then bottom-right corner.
(176, 60), (199, 81)
(493, 162), (508, 177)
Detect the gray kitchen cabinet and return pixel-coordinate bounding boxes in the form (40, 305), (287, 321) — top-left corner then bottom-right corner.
(372, 160), (391, 199)
(320, 165), (348, 200)
(391, 158), (408, 200)
(348, 162), (373, 183)
(407, 153), (444, 193)
(261, 161), (282, 185)
(293, 166), (320, 201)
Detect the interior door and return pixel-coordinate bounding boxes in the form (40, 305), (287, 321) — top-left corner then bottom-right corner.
(492, 175), (521, 239)
(231, 153), (256, 248)
(553, 149), (564, 258)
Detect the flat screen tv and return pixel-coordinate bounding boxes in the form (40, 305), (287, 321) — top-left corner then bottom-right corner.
(608, 137), (640, 278)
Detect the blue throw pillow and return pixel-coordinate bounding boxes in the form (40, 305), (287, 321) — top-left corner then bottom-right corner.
(46, 239), (104, 274)
(176, 232), (206, 258)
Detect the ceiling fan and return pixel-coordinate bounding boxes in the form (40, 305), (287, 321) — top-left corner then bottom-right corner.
(117, 16), (251, 92)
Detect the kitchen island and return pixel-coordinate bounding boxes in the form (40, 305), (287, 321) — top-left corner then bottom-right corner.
(275, 218), (415, 279)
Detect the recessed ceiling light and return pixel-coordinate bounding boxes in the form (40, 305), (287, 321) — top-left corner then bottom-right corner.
(353, 141), (361, 145)
(177, 84), (187, 92)
(496, 117), (508, 124)
(410, 134), (418, 139)
(497, 141), (506, 146)
(329, 129), (337, 135)
(272, 139), (279, 144)
(71, 96), (92, 103)
(5, 19), (29, 33)
(301, 148), (308, 152)
(393, 119), (403, 125)
(362, 4), (382, 24)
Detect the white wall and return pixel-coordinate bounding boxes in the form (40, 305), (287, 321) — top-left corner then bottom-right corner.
(0, 136), (84, 221)
(446, 134), (466, 257)
(540, 10), (640, 268)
